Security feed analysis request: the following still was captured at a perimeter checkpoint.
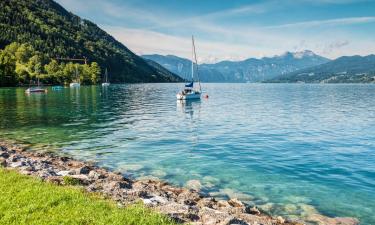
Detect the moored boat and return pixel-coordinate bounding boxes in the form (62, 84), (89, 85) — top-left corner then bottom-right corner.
(176, 36), (202, 100)
(52, 85), (63, 90)
(69, 82), (80, 88)
(25, 78), (47, 94)
(102, 68), (110, 86)
(25, 87), (47, 93)
(69, 65), (81, 88)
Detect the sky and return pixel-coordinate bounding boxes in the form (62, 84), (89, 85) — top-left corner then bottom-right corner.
(55, 0), (375, 63)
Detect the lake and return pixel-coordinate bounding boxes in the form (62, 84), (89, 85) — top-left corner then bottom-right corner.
(0, 83), (374, 224)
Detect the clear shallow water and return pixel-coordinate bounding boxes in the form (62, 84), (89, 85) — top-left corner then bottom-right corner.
(1, 84), (374, 224)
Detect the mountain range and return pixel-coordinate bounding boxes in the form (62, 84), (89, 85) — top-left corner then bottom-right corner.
(0, 0), (182, 83)
(270, 54), (375, 83)
(143, 50), (330, 82)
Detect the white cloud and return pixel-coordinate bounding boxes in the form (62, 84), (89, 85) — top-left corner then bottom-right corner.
(56, 0), (375, 63)
(103, 26), (255, 63)
(267, 17), (375, 29)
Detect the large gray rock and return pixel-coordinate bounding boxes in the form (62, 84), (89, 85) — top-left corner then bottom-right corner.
(103, 181), (131, 193)
(0, 152), (10, 159)
(142, 195), (169, 206)
(76, 166), (91, 175)
(9, 161), (26, 168)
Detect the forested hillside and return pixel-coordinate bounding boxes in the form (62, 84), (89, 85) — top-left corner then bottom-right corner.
(0, 0), (182, 86)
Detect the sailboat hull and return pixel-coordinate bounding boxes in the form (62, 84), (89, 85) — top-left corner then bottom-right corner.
(25, 87), (47, 93)
(176, 92), (201, 100)
(69, 83), (80, 88)
(102, 83), (110, 87)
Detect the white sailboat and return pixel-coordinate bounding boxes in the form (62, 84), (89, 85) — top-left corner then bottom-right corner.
(69, 65), (80, 88)
(25, 77), (47, 93)
(102, 68), (110, 86)
(176, 36), (202, 100)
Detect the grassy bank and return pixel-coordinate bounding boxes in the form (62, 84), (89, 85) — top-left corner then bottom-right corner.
(0, 168), (175, 225)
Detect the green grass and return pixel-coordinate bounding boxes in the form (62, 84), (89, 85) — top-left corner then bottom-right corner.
(0, 168), (176, 225)
(62, 176), (81, 186)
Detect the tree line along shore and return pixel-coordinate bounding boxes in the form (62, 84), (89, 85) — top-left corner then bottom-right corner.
(0, 42), (101, 87)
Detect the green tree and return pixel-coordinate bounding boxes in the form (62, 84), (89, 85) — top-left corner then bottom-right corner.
(27, 54), (43, 79)
(63, 62), (76, 83)
(89, 62), (101, 84)
(80, 64), (91, 85)
(0, 42), (103, 86)
(45, 59), (61, 83)
(15, 43), (34, 64)
(0, 50), (17, 86)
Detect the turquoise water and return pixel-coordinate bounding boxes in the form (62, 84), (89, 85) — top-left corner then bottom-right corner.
(0, 84), (374, 224)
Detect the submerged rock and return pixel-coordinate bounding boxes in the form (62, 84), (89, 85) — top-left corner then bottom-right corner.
(186, 179), (202, 191)
(219, 188), (254, 202)
(306, 213), (359, 225)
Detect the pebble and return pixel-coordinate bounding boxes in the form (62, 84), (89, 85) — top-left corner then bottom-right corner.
(57, 170), (73, 176)
(246, 206), (261, 215)
(228, 198), (244, 208)
(277, 216), (285, 223)
(88, 170), (103, 179)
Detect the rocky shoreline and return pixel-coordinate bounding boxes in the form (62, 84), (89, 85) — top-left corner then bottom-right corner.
(0, 140), (359, 225)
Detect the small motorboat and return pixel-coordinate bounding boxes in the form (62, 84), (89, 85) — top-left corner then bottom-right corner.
(176, 36), (203, 100)
(52, 85), (63, 90)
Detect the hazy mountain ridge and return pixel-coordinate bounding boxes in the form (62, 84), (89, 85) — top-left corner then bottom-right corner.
(0, 0), (182, 83)
(143, 50), (329, 82)
(270, 54), (375, 83)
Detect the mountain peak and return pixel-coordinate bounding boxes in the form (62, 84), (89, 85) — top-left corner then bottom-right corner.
(278, 50), (317, 59)
(292, 50), (316, 59)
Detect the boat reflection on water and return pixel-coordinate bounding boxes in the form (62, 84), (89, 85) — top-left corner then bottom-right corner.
(176, 99), (201, 119)
(176, 99), (202, 150)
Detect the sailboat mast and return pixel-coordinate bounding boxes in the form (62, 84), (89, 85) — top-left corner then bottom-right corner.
(75, 65), (79, 83)
(191, 36), (194, 82)
(192, 36), (202, 92)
